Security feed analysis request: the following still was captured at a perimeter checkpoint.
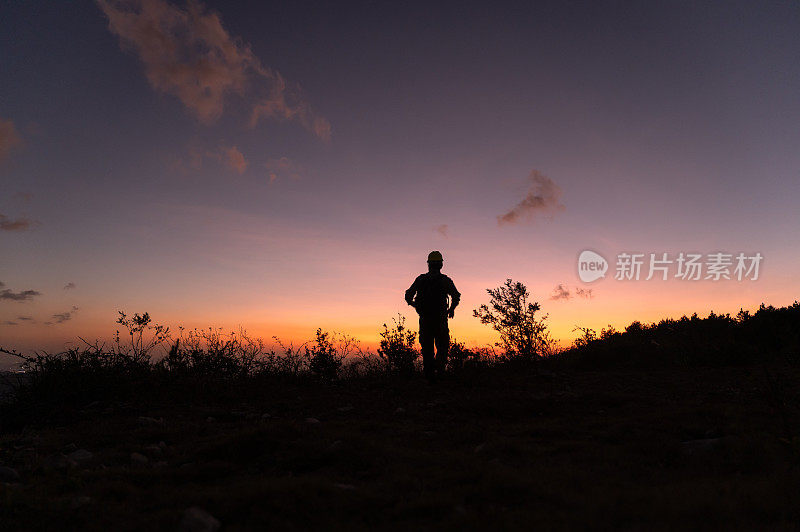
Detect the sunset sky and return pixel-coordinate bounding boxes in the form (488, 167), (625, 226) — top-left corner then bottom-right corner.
(1, 1), (799, 366)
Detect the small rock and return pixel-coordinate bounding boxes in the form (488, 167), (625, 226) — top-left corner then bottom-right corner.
(336, 406), (354, 412)
(158, 441), (168, 451)
(138, 416), (164, 427)
(70, 496), (94, 509)
(205, 417), (216, 423)
(0, 466), (20, 482)
(62, 443), (78, 453)
(394, 407), (405, 414)
(680, 437), (726, 454)
(67, 449), (93, 463)
(305, 417), (320, 424)
(261, 413), (271, 420)
(180, 506), (221, 532)
(154, 461), (168, 468)
(130, 452), (149, 465)
(474, 443), (486, 454)
(333, 483), (356, 490)
(328, 440), (344, 451)
(42, 453), (75, 471)
(423, 431), (436, 436)
(144, 445), (163, 458)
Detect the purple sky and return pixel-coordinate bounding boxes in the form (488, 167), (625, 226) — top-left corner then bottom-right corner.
(1, 0), (799, 364)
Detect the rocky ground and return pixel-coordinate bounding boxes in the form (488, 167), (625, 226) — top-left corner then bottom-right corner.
(2, 365), (800, 530)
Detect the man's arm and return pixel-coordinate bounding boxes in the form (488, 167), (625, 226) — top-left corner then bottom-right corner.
(405, 278), (419, 307)
(447, 278), (461, 318)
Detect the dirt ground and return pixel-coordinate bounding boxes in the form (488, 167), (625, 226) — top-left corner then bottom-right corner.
(2, 365), (800, 530)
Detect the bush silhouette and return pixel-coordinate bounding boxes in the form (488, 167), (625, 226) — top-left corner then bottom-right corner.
(377, 314), (419, 376)
(473, 279), (554, 361)
(304, 328), (345, 380)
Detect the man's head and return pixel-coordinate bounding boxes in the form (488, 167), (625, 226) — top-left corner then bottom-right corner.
(427, 250), (443, 272)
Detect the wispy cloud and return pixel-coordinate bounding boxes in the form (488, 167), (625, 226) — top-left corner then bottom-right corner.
(172, 144), (248, 174)
(64, 282), (77, 290)
(435, 224), (449, 238)
(0, 214), (32, 231)
(264, 157), (302, 183)
(52, 306), (80, 324)
(575, 287), (593, 299)
(17, 316), (34, 322)
(96, 0), (330, 139)
(207, 145), (247, 174)
(0, 286), (42, 301)
(0, 213), (36, 232)
(0, 118), (22, 163)
(498, 170), (565, 226)
(249, 74), (332, 141)
(550, 284), (593, 301)
(550, 283), (571, 301)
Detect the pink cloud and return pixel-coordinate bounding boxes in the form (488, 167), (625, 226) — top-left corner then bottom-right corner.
(0, 213), (35, 232)
(221, 146), (247, 174)
(0, 118), (22, 163)
(250, 73), (332, 142)
(96, 0), (330, 139)
(264, 156), (302, 183)
(202, 145), (248, 174)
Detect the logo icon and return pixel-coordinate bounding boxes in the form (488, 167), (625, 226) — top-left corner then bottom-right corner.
(577, 250), (608, 283)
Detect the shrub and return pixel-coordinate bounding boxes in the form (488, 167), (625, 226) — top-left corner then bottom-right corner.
(304, 329), (345, 380)
(473, 279), (554, 361)
(447, 339), (492, 371)
(377, 315), (419, 376)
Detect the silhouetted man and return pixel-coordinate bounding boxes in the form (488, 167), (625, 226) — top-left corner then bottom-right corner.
(405, 251), (460, 382)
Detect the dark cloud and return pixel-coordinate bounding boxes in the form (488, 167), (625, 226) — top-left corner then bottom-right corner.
(96, 0), (330, 139)
(435, 224), (449, 238)
(52, 306), (79, 324)
(17, 316), (34, 321)
(64, 282), (77, 290)
(0, 288), (42, 301)
(550, 284), (571, 301)
(498, 170), (565, 226)
(0, 213), (35, 231)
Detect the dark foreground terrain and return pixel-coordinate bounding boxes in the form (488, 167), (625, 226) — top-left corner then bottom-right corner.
(2, 364), (800, 530)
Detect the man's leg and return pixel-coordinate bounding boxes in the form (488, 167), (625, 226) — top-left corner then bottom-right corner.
(419, 317), (435, 381)
(434, 318), (450, 376)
